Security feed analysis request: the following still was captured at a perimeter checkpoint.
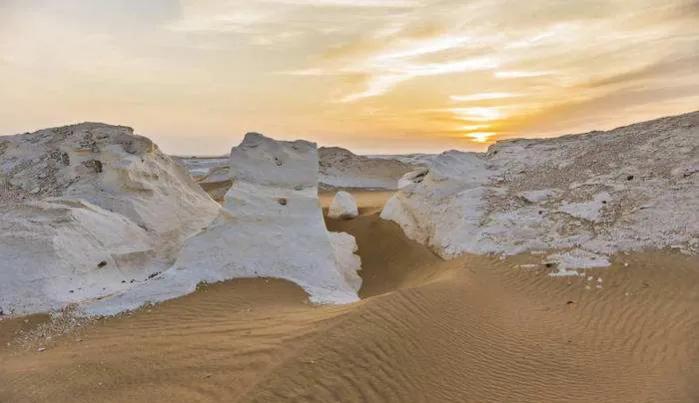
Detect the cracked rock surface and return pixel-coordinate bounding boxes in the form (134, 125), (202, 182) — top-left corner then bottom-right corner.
(382, 111), (699, 273)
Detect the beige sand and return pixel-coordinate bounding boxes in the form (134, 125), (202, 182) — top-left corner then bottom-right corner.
(1, 190), (697, 402)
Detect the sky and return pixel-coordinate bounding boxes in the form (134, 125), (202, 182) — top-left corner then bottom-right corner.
(0, 0), (697, 155)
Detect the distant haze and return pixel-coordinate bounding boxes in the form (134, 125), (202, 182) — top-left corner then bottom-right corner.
(1, 0), (697, 155)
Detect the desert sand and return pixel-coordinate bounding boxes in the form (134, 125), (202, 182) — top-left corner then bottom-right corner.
(1, 190), (697, 402)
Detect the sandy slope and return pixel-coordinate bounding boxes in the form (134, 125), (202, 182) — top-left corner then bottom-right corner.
(1, 191), (697, 402)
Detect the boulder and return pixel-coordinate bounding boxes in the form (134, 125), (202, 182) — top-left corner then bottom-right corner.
(328, 191), (359, 219)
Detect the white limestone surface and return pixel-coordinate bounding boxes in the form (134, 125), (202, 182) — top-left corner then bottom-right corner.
(381, 112), (699, 274)
(85, 133), (363, 315)
(319, 147), (414, 189)
(328, 191), (359, 219)
(0, 123), (220, 315)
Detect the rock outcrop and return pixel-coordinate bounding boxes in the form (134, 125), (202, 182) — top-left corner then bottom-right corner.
(319, 147), (414, 189)
(87, 133), (362, 315)
(382, 111), (699, 274)
(174, 156), (231, 202)
(177, 146), (416, 194)
(328, 191), (359, 219)
(0, 123), (220, 315)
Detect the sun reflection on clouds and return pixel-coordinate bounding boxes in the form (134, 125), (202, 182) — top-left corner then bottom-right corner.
(494, 71), (553, 79)
(460, 124), (490, 131)
(451, 92), (521, 102)
(449, 107), (505, 122)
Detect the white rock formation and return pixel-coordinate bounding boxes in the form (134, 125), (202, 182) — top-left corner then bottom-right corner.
(177, 146), (416, 197)
(173, 156), (232, 201)
(176, 147), (415, 194)
(0, 123), (220, 315)
(173, 156), (228, 179)
(86, 133), (362, 315)
(397, 168), (429, 189)
(319, 146), (414, 189)
(328, 191), (359, 219)
(382, 111), (699, 274)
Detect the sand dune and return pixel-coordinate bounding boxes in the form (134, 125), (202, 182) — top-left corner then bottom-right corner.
(1, 190), (697, 402)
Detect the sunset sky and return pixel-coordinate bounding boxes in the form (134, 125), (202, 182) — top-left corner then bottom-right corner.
(1, 0), (697, 155)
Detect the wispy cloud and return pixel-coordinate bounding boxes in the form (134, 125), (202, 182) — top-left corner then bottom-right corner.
(494, 71), (553, 79)
(261, 0), (421, 7)
(450, 92), (521, 102)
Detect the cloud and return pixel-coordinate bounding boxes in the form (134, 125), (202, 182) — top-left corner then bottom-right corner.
(260, 0), (421, 7)
(494, 71), (553, 79)
(450, 92), (521, 102)
(1, 0), (697, 153)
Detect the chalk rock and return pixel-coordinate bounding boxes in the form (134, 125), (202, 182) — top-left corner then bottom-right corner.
(382, 111), (699, 270)
(328, 191), (359, 219)
(86, 133), (362, 314)
(319, 146), (414, 189)
(0, 199), (161, 314)
(0, 123), (220, 315)
(397, 168), (429, 189)
(172, 157), (232, 202)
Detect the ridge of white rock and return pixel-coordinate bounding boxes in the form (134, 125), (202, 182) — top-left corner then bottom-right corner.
(173, 155), (228, 179)
(382, 111), (699, 274)
(86, 133), (363, 315)
(328, 191), (359, 219)
(173, 156), (232, 202)
(176, 146), (417, 194)
(319, 146), (414, 189)
(0, 123), (220, 315)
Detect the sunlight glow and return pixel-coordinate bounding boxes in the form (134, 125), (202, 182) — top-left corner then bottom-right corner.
(0, 0), (696, 155)
(461, 124), (490, 131)
(451, 92), (520, 102)
(494, 71), (552, 79)
(466, 131), (496, 143)
(449, 107), (504, 122)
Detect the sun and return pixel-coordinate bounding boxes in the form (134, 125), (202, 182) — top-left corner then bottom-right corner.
(466, 131), (496, 143)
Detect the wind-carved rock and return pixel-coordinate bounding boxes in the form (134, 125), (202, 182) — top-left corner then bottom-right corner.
(87, 132), (363, 315)
(382, 111), (699, 275)
(0, 123), (220, 315)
